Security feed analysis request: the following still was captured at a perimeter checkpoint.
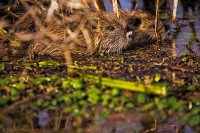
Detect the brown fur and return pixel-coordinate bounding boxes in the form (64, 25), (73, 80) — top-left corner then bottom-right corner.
(11, 10), (167, 61)
(28, 10), (132, 60)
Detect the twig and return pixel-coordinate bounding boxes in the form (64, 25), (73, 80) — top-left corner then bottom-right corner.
(169, 66), (193, 72)
(172, 0), (180, 29)
(155, 0), (161, 43)
(3, 97), (32, 113)
(143, 124), (176, 132)
(154, 118), (158, 132)
(46, 0), (59, 22)
(110, 0), (121, 9)
(2, 95), (52, 113)
(62, 45), (74, 74)
(93, 0), (106, 11)
(133, 0), (138, 10)
(175, 115), (179, 133)
(19, 0), (45, 34)
(10, 10), (31, 33)
(112, 0), (120, 18)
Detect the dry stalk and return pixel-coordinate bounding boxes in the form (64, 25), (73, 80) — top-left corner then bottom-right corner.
(18, 0), (46, 36)
(154, 118), (158, 132)
(93, 0), (106, 11)
(172, 0), (180, 29)
(10, 10), (30, 32)
(2, 94), (52, 113)
(3, 97), (32, 113)
(110, 0), (121, 9)
(165, 0), (172, 17)
(175, 115), (179, 133)
(46, 0), (59, 22)
(172, 0), (178, 21)
(0, 27), (8, 40)
(132, 0), (138, 10)
(82, 0), (91, 8)
(62, 45), (74, 74)
(155, 0), (161, 43)
(81, 27), (92, 52)
(111, 0), (121, 18)
(66, 0), (88, 10)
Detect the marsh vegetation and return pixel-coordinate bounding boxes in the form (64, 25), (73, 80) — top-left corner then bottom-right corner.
(0, 0), (199, 132)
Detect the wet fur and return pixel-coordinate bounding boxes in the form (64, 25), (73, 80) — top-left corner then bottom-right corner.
(12, 10), (167, 60)
(28, 10), (132, 60)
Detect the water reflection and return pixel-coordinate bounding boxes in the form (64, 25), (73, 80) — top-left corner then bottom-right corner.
(38, 109), (49, 128)
(171, 18), (200, 56)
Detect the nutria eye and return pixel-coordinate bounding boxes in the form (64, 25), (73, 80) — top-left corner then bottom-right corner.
(106, 26), (115, 31)
(150, 25), (155, 29)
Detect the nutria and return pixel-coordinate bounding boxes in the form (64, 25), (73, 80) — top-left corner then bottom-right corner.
(27, 10), (133, 60)
(11, 9), (167, 61)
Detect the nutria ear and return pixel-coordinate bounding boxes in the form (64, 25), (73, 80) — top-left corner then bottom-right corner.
(127, 17), (141, 30)
(85, 19), (98, 30)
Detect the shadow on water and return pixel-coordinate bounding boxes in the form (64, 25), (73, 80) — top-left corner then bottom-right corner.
(0, 0), (200, 133)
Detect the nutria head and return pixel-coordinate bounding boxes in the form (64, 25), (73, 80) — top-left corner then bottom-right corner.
(93, 12), (133, 54)
(122, 10), (167, 46)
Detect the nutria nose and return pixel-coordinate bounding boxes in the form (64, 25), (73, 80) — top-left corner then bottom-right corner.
(126, 31), (133, 40)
